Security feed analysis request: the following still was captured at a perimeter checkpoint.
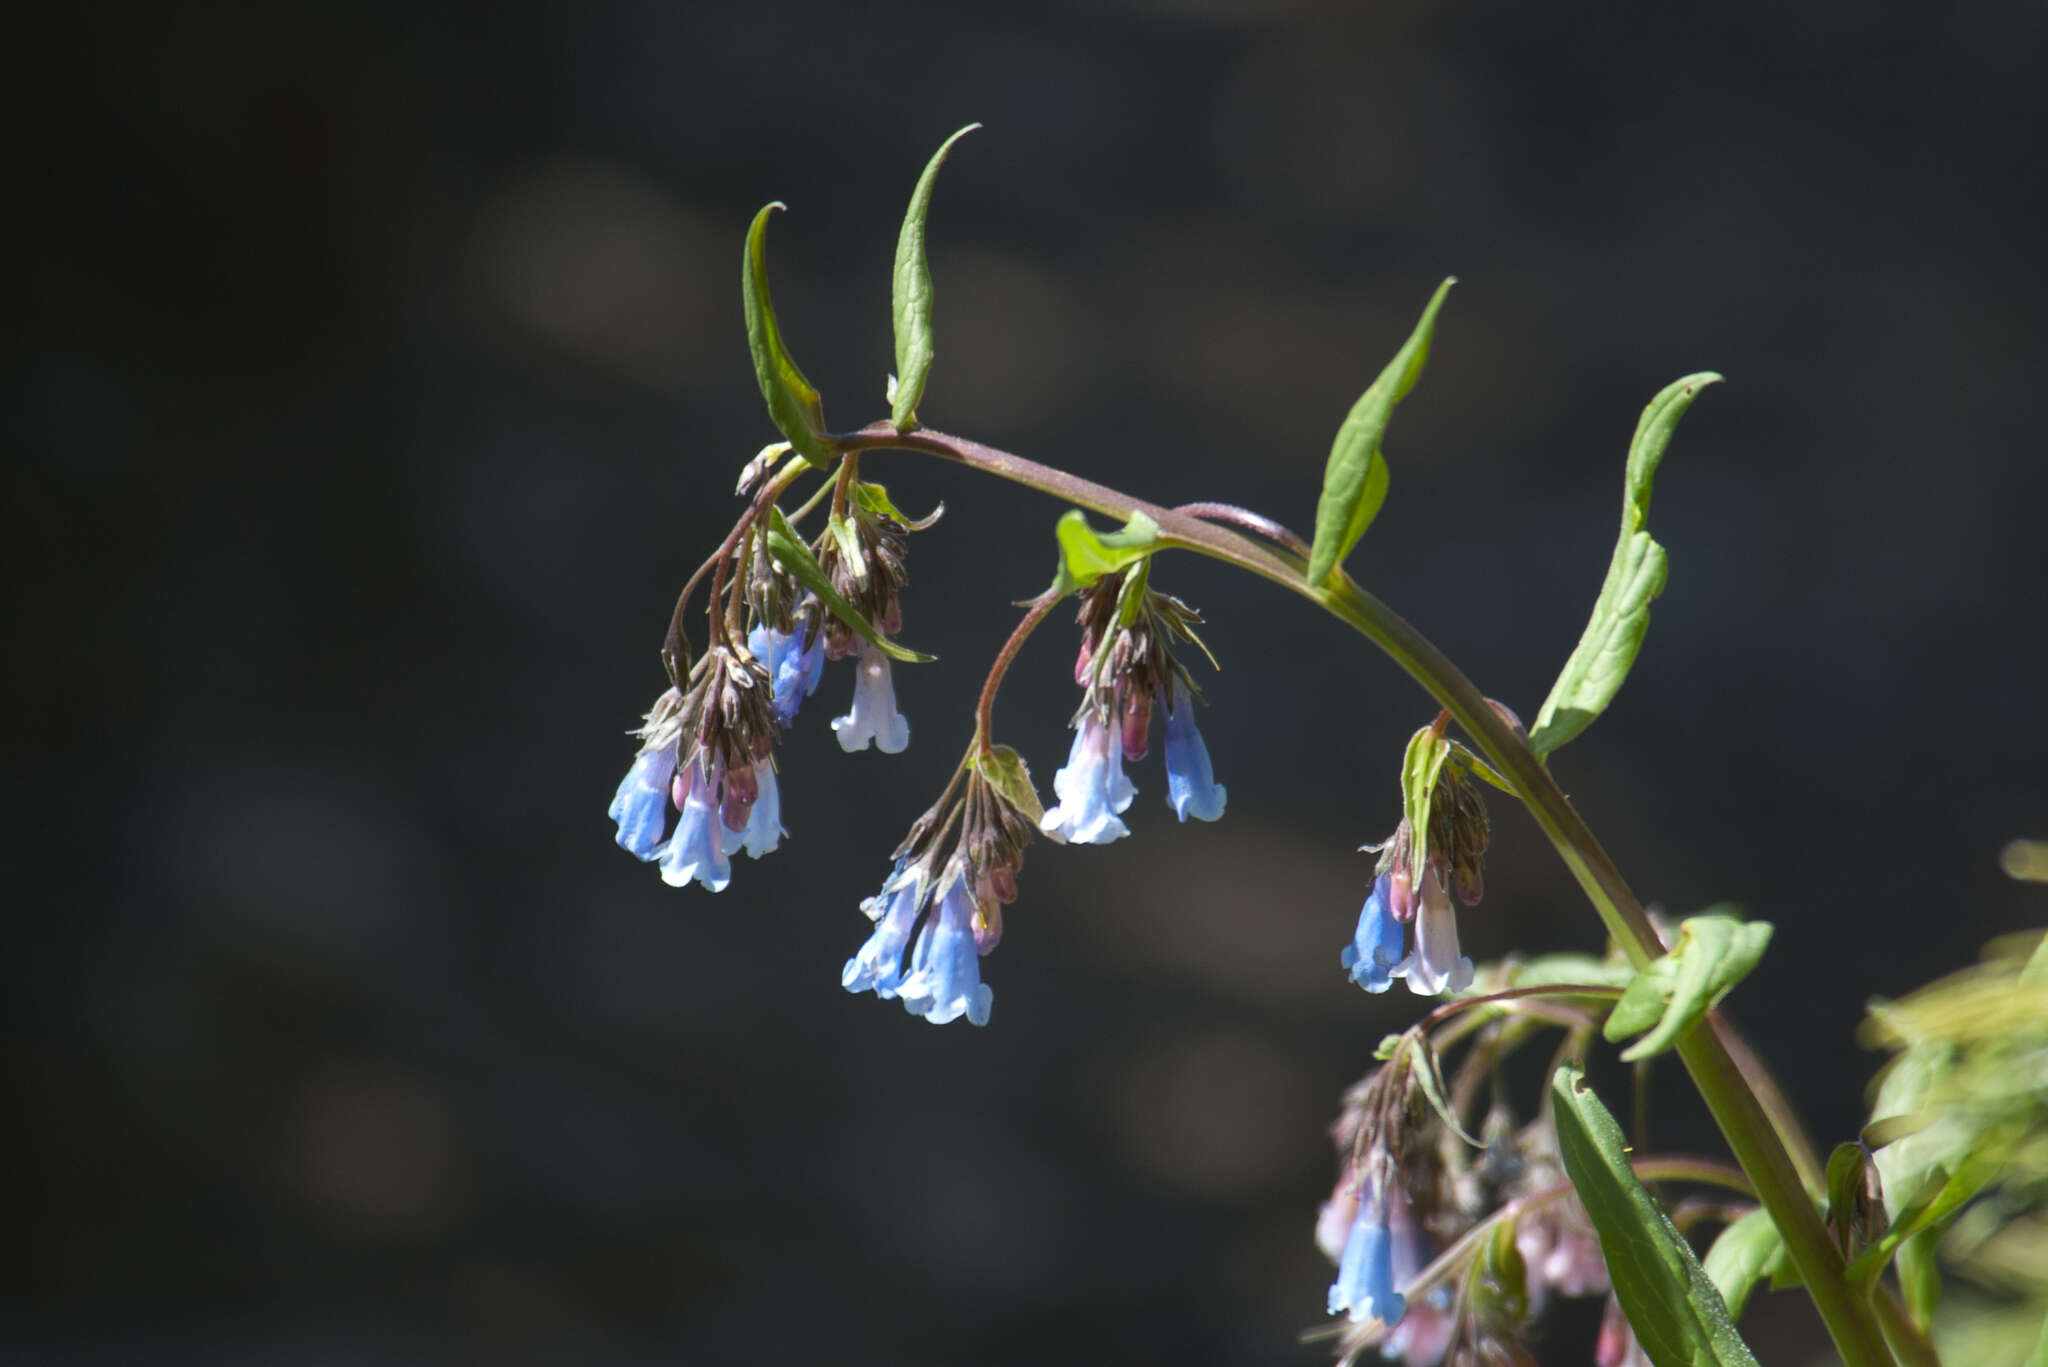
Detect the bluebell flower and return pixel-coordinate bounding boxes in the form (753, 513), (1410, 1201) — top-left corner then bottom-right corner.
(1404, 870), (1473, 997)
(659, 757), (732, 892)
(748, 622), (826, 726)
(1328, 1182), (1406, 1326)
(1342, 873), (1409, 993)
(897, 874), (993, 1026)
(1382, 1190), (1454, 1364)
(608, 741), (678, 860)
(841, 863), (925, 998)
(832, 641), (910, 753)
(726, 756), (783, 859)
(1041, 714), (1137, 844)
(1160, 678), (1226, 822)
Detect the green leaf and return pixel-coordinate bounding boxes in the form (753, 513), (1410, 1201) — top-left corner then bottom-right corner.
(743, 203), (833, 469)
(764, 515), (932, 663)
(1509, 952), (1640, 992)
(975, 744), (1043, 826)
(1895, 1227), (1941, 1332)
(890, 124), (979, 431)
(828, 514), (867, 583)
(1305, 278), (1454, 586)
(1052, 509), (1159, 594)
(1702, 1207), (1783, 1322)
(1528, 373), (1721, 757)
(1400, 725), (1452, 886)
(1400, 1029), (1483, 1148)
(1551, 1063), (1762, 1367)
(854, 481), (944, 531)
(1603, 912), (1773, 1063)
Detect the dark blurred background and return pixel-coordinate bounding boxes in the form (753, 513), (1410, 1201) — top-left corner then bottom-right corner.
(7, 1), (2046, 1363)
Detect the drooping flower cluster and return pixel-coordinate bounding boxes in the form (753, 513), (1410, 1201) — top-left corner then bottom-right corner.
(1040, 569), (1226, 843)
(607, 644), (784, 892)
(841, 754), (1038, 1026)
(1344, 750), (1492, 998)
(1319, 1031), (1665, 1367)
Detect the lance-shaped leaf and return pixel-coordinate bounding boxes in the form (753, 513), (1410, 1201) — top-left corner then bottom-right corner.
(1052, 509), (1159, 594)
(1551, 1064), (1762, 1367)
(1528, 373), (1720, 756)
(1701, 1207), (1788, 1322)
(743, 203), (833, 469)
(1400, 724), (1452, 886)
(891, 124), (979, 431)
(764, 513), (932, 663)
(1603, 912), (1773, 1063)
(975, 744), (1043, 826)
(854, 481), (944, 531)
(1305, 278), (1454, 586)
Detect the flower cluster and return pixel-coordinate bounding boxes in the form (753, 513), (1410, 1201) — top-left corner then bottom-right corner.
(1318, 1037), (1657, 1367)
(1041, 569), (1226, 844)
(841, 756), (1038, 1026)
(1344, 753), (1492, 998)
(607, 644), (783, 892)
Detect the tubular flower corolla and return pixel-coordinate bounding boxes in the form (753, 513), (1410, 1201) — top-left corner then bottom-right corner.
(659, 754), (732, 892)
(898, 874), (994, 1026)
(1342, 872), (1409, 993)
(1041, 713), (1136, 844)
(1160, 677), (1226, 822)
(841, 863), (925, 998)
(832, 641), (911, 754)
(1404, 870), (1473, 997)
(748, 622), (826, 725)
(609, 737), (678, 860)
(1328, 1180), (1406, 1326)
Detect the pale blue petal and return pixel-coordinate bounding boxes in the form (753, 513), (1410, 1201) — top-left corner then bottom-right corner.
(608, 744), (675, 860)
(1160, 682), (1226, 822)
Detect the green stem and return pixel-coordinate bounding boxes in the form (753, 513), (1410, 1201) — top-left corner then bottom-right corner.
(834, 422), (1897, 1367)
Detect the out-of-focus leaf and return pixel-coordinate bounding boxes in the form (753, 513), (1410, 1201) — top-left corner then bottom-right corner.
(765, 513), (931, 663)
(1528, 374), (1721, 756)
(1551, 1064), (1762, 1367)
(1400, 1029), (1481, 1148)
(1400, 725), (1452, 886)
(1848, 1149), (2005, 1288)
(1897, 1227), (1942, 1332)
(890, 123), (979, 430)
(1603, 912), (1773, 1062)
(1052, 509), (1159, 594)
(1305, 279), (1454, 586)
(1827, 1142), (1868, 1252)
(742, 203), (833, 468)
(1510, 952), (1639, 992)
(975, 744), (1043, 826)
(1703, 1207), (1784, 1322)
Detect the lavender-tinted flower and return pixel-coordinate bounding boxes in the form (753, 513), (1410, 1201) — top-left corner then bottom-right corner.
(1041, 713), (1136, 844)
(1382, 1191), (1454, 1367)
(748, 621), (826, 725)
(1405, 868), (1474, 997)
(729, 756), (784, 858)
(1160, 676), (1226, 822)
(1048, 569), (1223, 839)
(1343, 872), (1409, 993)
(609, 737), (678, 860)
(898, 873), (994, 1026)
(1329, 1180), (1406, 1326)
(841, 863), (925, 998)
(832, 641), (911, 753)
(660, 754), (732, 892)
(842, 760), (1034, 1025)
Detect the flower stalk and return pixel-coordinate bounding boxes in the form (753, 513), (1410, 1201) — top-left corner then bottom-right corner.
(831, 420), (1897, 1367)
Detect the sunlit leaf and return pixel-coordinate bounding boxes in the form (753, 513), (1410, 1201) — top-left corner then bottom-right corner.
(891, 123), (979, 430)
